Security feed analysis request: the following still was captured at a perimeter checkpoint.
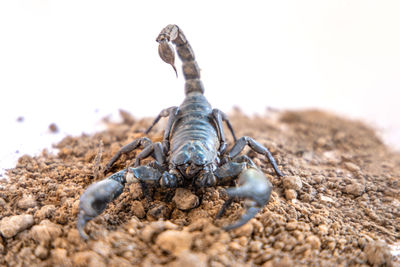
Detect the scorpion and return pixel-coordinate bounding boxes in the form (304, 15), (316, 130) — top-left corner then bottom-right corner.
(77, 24), (284, 240)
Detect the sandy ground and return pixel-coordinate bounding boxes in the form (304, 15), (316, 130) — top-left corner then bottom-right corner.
(0, 109), (399, 266)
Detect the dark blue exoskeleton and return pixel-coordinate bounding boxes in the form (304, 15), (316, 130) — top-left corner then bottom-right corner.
(77, 25), (284, 240)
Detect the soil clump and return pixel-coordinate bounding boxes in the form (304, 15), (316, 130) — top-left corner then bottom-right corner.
(0, 109), (399, 266)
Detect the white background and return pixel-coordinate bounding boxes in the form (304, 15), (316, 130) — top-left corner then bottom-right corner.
(1, 0), (400, 176)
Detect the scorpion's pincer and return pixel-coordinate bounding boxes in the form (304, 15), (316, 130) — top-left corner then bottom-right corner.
(77, 176), (125, 240)
(221, 168), (272, 230)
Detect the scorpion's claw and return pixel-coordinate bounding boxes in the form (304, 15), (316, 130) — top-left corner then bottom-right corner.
(220, 168), (272, 230)
(77, 177), (125, 240)
(158, 40), (178, 77)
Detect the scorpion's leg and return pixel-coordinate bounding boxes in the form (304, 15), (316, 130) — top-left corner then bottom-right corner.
(212, 109), (237, 144)
(134, 142), (166, 166)
(78, 165), (163, 240)
(214, 156), (273, 230)
(144, 106), (178, 134)
(161, 107), (179, 152)
(211, 109), (237, 155)
(103, 137), (153, 174)
(228, 136), (284, 177)
(133, 141), (167, 199)
(145, 106), (179, 152)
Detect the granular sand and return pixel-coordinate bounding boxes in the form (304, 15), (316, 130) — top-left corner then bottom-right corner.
(0, 109), (399, 266)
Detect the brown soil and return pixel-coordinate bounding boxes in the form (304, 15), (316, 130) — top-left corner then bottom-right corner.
(1, 109), (399, 267)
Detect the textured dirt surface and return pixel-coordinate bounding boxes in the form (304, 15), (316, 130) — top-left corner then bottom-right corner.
(0, 109), (399, 266)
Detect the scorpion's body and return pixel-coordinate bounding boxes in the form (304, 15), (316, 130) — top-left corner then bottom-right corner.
(77, 25), (284, 240)
(158, 26), (220, 181)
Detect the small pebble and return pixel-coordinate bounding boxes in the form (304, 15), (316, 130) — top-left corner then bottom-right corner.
(173, 188), (199, 211)
(274, 255), (293, 267)
(273, 241), (285, 250)
(208, 242), (228, 256)
(67, 229), (82, 246)
(286, 221), (298, 231)
(131, 200), (146, 218)
(322, 151), (341, 164)
(306, 235), (321, 250)
(30, 220), (62, 245)
(171, 251), (207, 267)
(358, 237), (367, 249)
(18, 247), (34, 260)
(293, 230), (304, 242)
(237, 236), (248, 246)
(34, 245), (49, 260)
(282, 175), (302, 191)
(313, 175), (325, 184)
(48, 123), (59, 133)
(156, 230), (193, 255)
(318, 224), (329, 235)
(147, 202), (170, 220)
(320, 195), (334, 203)
(364, 241), (392, 266)
(140, 221), (169, 243)
(92, 241), (111, 258)
(0, 197), (7, 207)
(249, 240), (263, 252)
(232, 221), (253, 237)
(50, 248), (72, 266)
(0, 214), (34, 238)
(316, 137), (328, 147)
(285, 189), (297, 200)
(17, 195), (37, 210)
(73, 251), (106, 267)
(326, 241), (336, 251)
(229, 241), (242, 251)
(344, 162), (360, 172)
(34, 205), (56, 220)
(345, 183), (365, 196)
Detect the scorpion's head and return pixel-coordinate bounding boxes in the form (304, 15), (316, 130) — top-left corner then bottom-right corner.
(172, 141), (214, 178)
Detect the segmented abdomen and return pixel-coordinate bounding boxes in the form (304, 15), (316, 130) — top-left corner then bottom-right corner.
(170, 93), (219, 156)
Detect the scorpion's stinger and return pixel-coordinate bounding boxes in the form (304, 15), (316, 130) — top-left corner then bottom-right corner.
(158, 40), (178, 77)
(220, 168), (273, 230)
(156, 24), (204, 95)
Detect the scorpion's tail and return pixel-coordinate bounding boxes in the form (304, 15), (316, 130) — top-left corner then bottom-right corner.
(156, 24), (204, 96)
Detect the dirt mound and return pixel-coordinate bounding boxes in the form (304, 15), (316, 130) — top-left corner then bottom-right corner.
(0, 110), (399, 266)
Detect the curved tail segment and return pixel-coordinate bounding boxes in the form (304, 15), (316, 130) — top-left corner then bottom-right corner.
(156, 24), (204, 95)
